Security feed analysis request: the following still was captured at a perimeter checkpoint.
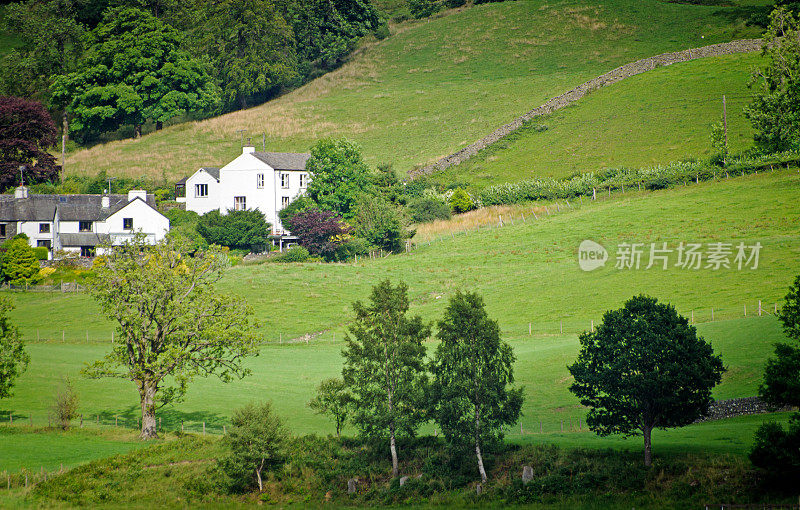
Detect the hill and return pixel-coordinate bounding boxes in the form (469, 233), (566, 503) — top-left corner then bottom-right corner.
(61, 0), (764, 181)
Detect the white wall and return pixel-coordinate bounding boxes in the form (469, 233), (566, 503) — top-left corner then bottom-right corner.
(103, 199), (170, 244)
(19, 221), (55, 258)
(184, 170), (220, 215)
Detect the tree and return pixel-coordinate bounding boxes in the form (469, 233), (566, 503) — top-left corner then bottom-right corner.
(449, 188), (476, 214)
(744, 7), (800, 152)
(430, 291), (523, 483)
(289, 207), (351, 261)
(1, 237), (42, 285)
(341, 280), (430, 477)
(193, 0), (298, 110)
(51, 7), (219, 140)
(353, 194), (411, 253)
(50, 377), (80, 430)
(306, 138), (372, 219)
(0, 96), (61, 190)
(219, 402), (288, 492)
(0, 296), (29, 400)
(196, 209), (271, 252)
(308, 377), (352, 437)
(83, 235), (259, 439)
(568, 295), (725, 466)
(408, 196), (451, 224)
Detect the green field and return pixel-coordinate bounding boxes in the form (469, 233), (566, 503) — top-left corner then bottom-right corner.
(62, 0), (764, 180)
(2, 171), (798, 472)
(433, 52), (762, 189)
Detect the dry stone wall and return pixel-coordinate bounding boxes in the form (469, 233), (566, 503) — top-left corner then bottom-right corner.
(409, 39), (763, 179)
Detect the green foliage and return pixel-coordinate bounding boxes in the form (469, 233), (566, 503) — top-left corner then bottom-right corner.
(409, 0), (441, 19)
(308, 377), (352, 437)
(429, 291), (523, 482)
(33, 246), (49, 261)
(568, 295), (725, 466)
(749, 416), (800, 486)
(0, 295), (28, 400)
(84, 235), (260, 438)
(448, 187), (475, 214)
(353, 194), (411, 253)
(269, 245), (311, 263)
(341, 280), (430, 476)
(50, 376), (80, 430)
(219, 402), (289, 492)
(408, 195), (451, 223)
(710, 121), (729, 165)
(277, 195), (315, 233)
(50, 7), (219, 140)
(305, 138), (372, 219)
(759, 274), (800, 408)
(1, 237), (42, 285)
(196, 209), (271, 252)
(745, 7), (800, 152)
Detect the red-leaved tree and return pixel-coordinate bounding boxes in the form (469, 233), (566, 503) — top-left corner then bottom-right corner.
(0, 96), (60, 191)
(289, 208), (351, 261)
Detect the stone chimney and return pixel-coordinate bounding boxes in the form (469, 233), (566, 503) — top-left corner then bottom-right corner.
(127, 190), (147, 202)
(243, 146), (256, 154)
(14, 186), (28, 199)
(101, 195), (110, 208)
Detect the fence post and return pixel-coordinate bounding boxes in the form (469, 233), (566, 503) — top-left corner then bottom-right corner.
(711, 308), (714, 321)
(203, 422), (206, 435)
(691, 310), (694, 324)
(560, 320), (563, 334)
(29, 415), (32, 427)
(561, 420), (563, 432)
(62, 330), (64, 342)
(80, 414), (83, 428)
(775, 302), (778, 314)
(590, 320), (594, 332)
(528, 323), (531, 336)
(759, 300), (762, 316)
(744, 304), (747, 316)
(592, 188), (596, 200)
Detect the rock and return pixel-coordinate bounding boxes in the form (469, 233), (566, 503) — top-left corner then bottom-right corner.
(522, 465), (533, 484)
(347, 478), (358, 494)
(399, 476), (409, 487)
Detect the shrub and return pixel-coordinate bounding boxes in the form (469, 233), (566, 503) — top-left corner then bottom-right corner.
(353, 195), (411, 253)
(33, 246), (49, 260)
(409, 0), (441, 18)
(50, 377), (79, 430)
(374, 22), (390, 40)
(277, 196), (315, 233)
(749, 417), (800, 487)
(196, 209), (271, 252)
(408, 196), (451, 223)
(271, 246), (310, 263)
(1, 237), (42, 285)
(290, 208), (351, 261)
(448, 188), (476, 214)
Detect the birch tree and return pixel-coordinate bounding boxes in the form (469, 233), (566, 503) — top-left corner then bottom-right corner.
(341, 280), (430, 478)
(83, 235), (259, 439)
(429, 291), (523, 483)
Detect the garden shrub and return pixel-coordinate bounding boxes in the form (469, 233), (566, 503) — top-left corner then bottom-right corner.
(33, 246), (49, 260)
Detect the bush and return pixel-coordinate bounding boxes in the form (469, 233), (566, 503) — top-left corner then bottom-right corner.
(448, 188), (475, 214)
(353, 195), (411, 253)
(196, 209), (271, 252)
(408, 196), (451, 223)
(374, 22), (390, 40)
(289, 208), (351, 261)
(749, 416), (800, 488)
(271, 246), (310, 263)
(1, 237), (42, 285)
(409, 0), (441, 18)
(50, 377), (79, 430)
(33, 246), (49, 260)
(277, 196), (316, 233)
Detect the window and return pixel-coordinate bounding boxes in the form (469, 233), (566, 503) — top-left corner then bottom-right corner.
(79, 221), (93, 232)
(256, 173), (264, 188)
(299, 173), (307, 188)
(39, 223), (50, 233)
(0, 224), (7, 237)
(80, 246), (95, 257)
(175, 184), (186, 198)
(234, 196), (246, 211)
(281, 196), (290, 208)
(123, 218), (133, 230)
(37, 240), (51, 249)
(195, 183), (208, 197)
(281, 173), (289, 188)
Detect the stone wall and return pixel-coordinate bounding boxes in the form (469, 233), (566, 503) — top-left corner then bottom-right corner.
(409, 39), (763, 179)
(696, 396), (794, 423)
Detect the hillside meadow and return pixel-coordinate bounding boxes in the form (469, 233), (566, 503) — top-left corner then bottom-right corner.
(61, 0), (764, 181)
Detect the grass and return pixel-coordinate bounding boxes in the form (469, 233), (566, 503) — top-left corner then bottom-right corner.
(432, 52), (763, 189)
(61, 0), (764, 180)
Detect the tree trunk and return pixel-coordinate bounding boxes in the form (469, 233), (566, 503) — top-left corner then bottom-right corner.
(389, 421), (399, 478)
(240, 95), (247, 110)
(475, 405), (487, 483)
(255, 460), (264, 492)
(61, 113), (68, 173)
(134, 124), (142, 138)
(643, 425), (653, 467)
(155, 120), (163, 131)
(139, 381), (158, 439)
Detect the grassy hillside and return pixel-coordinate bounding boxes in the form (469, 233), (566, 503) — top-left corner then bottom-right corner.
(62, 0), (763, 181)
(432, 52), (762, 188)
(1, 170), (798, 470)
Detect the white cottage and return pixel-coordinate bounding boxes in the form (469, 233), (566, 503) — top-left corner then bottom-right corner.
(176, 147), (311, 236)
(0, 187), (170, 258)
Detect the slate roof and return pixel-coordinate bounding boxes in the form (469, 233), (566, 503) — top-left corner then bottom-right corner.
(200, 167), (221, 180)
(252, 152), (310, 171)
(59, 233), (111, 247)
(0, 193), (157, 222)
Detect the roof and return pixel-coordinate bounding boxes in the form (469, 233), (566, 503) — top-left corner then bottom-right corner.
(59, 233), (111, 247)
(201, 167), (221, 180)
(0, 193), (158, 222)
(251, 152), (311, 171)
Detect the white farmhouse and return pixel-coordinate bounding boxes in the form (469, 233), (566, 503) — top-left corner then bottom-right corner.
(176, 147), (311, 236)
(0, 187), (170, 258)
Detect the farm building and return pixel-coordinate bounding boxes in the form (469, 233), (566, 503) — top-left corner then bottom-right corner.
(0, 186), (170, 258)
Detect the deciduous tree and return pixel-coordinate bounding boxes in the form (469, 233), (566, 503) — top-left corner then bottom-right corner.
(83, 235), (259, 439)
(568, 295), (725, 466)
(308, 377), (352, 437)
(0, 96), (60, 190)
(196, 209), (271, 252)
(306, 138), (372, 219)
(0, 297), (29, 400)
(289, 207), (351, 261)
(342, 280), (430, 477)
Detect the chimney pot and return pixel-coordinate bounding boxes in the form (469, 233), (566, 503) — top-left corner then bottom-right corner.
(101, 195), (110, 208)
(14, 186), (28, 199)
(243, 146), (256, 154)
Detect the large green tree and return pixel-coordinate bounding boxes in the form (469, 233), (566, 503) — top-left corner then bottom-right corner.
(192, 0), (298, 110)
(306, 138), (372, 219)
(429, 291), (523, 483)
(745, 7), (800, 152)
(568, 295), (725, 466)
(0, 297), (29, 401)
(196, 209), (271, 252)
(0, 237), (42, 285)
(341, 280), (430, 477)
(51, 7), (219, 140)
(83, 235), (259, 439)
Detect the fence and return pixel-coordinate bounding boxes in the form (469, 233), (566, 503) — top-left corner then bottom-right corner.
(1, 411), (227, 436)
(0, 282), (86, 292)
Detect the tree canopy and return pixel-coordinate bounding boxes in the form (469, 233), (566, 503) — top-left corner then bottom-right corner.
(305, 138), (372, 219)
(0, 296), (29, 401)
(568, 295), (725, 466)
(0, 96), (60, 190)
(84, 235), (259, 439)
(196, 209), (271, 252)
